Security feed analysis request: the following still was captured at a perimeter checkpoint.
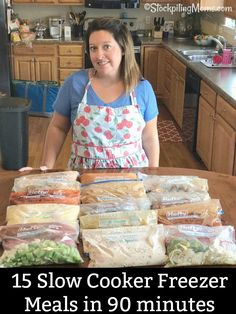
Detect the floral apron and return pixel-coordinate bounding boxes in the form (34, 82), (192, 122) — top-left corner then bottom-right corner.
(68, 80), (148, 169)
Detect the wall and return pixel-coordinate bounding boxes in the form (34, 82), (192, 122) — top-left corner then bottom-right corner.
(201, 12), (236, 45)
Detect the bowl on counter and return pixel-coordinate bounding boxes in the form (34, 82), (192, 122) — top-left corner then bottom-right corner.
(194, 35), (212, 46)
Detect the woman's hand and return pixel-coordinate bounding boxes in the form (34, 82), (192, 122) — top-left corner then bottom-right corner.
(19, 166), (49, 172)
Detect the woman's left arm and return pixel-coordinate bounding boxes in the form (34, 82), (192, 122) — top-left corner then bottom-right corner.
(142, 117), (160, 167)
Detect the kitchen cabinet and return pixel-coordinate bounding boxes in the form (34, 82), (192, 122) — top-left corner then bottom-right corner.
(11, 43), (84, 85)
(196, 81), (216, 170)
(12, 0), (84, 4)
(162, 49), (172, 110)
(169, 55), (186, 128)
(142, 0), (179, 3)
(142, 45), (186, 128)
(58, 44), (83, 85)
(211, 96), (236, 174)
(224, 0), (236, 18)
(141, 45), (165, 99)
(196, 80), (236, 175)
(12, 44), (57, 82)
(182, 0), (224, 7)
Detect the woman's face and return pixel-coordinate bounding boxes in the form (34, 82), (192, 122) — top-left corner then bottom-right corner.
(89, 30), (123, 77)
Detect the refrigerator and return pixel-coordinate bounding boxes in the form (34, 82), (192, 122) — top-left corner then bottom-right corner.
(0, 0), (12, 96)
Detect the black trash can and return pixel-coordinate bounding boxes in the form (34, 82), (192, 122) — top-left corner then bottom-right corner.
(0, 97), (31, 170)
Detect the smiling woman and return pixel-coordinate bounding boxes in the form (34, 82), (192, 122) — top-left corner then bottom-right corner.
(19, 18), (160, 172)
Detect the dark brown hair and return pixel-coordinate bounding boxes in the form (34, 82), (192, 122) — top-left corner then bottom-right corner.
(85, 17), (141, 93)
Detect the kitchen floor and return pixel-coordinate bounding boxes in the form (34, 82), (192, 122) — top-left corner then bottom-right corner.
(0, 102), (206, 171)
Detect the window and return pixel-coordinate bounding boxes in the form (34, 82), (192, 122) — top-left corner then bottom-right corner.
(224, 17), (236, 29)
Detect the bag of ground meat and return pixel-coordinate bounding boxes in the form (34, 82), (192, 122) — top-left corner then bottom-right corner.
(79, 209), (158, 229)
(9, 189), (80, 205)
(82, 225), (167, 267)
(158, 199), (223, 226)
(6, 204), (80, 228)
(165, 224), (236, 267)
(81, 180), (146, 203)
(12, 171), (80, 192)
(80, 172), (138, 184)
(79, 198), (151, 216)
(0, 222), (79, 249)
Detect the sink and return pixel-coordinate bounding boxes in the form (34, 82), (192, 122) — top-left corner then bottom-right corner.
(179, 49), (217, 56)
(188, 55), (213, 62)
(176, 49), (217, 62)
(201, 60), (236, 68)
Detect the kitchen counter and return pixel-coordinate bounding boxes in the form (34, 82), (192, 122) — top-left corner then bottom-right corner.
(141, 37), (236, 108)
(35, 37), (84, 44)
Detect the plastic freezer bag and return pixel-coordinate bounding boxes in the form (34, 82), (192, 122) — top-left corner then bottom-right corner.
(82, 225), (167, 267)
(165, 224), (236, 267)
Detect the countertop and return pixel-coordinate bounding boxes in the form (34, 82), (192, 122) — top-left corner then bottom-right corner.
(140, 37), (236, 108)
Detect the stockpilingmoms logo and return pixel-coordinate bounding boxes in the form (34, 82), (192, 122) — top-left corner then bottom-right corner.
(143, 2), (233, 15)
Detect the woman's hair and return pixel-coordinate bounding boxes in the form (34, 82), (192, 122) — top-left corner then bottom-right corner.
(85, 17), (141, 93)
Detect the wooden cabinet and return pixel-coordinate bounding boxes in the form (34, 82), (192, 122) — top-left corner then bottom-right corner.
(211, 96), (236, 174)
(181, 1), (198, 5)
(197, 80), (236, 175)
(196, 94), (215, 170)
(162, 49), (172, 110)
(224, 0), (236, 18)
(12, 44), (57, 82)
(11, 43), (84, 85)
(12, 0), (83, 4)
(169, 55), (186, 128)
(141, 45), (165, 99)
(142, 0), (179, 3)
(182, 0), (223, 7)
(58, 44), (83, 85)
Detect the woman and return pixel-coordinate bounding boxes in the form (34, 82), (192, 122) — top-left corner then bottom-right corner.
(24, 18), (159, 170)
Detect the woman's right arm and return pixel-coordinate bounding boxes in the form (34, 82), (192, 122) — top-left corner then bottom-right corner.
(41, 112), (71, 169)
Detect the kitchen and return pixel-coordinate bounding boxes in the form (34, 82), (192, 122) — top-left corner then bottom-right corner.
(1, 1), (236, 299)
(0, 0), (236, 174)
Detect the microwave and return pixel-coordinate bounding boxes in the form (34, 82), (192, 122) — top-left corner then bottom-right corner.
(85, 0), (140, 9)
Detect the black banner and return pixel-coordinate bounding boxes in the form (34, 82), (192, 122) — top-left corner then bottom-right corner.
(1, 267), (234, 313)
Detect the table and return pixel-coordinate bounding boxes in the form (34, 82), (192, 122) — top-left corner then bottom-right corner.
(0, 167), (236, 228)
